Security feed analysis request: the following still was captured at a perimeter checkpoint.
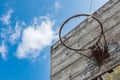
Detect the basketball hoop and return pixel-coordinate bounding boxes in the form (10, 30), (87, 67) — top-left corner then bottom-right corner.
(59, 14), (109, 64)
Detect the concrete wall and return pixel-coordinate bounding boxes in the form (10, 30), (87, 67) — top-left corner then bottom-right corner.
(51, 0), (120, 80)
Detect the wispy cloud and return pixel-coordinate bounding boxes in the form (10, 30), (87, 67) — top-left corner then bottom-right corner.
(0, 42), (7, 60)
(54, 1), (61, 12)
(9, 22), (22, 44)
(43, 53), (48, 60)
(0, 9), (13, 25)
(16, 15), (57, 60)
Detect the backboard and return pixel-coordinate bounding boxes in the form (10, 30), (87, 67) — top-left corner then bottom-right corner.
(51, 0), (120, 80)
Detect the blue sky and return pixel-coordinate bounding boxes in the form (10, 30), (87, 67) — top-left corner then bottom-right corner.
(0, 0), (109, 80)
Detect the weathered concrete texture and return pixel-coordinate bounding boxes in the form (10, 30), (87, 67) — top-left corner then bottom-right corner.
(51, 0), (120, 80)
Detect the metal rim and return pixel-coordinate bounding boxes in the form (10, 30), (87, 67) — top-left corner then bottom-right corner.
(59, 14), (107, 51)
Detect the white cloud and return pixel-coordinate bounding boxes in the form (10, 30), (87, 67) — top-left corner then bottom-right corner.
(16, 16), (57, 59)
(9, 22), (22, 44)
(0, 42), (7, 60)
(54, 1), (61, 11)
(22, 21), (26, 26)
(0, 9), (13, 25)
